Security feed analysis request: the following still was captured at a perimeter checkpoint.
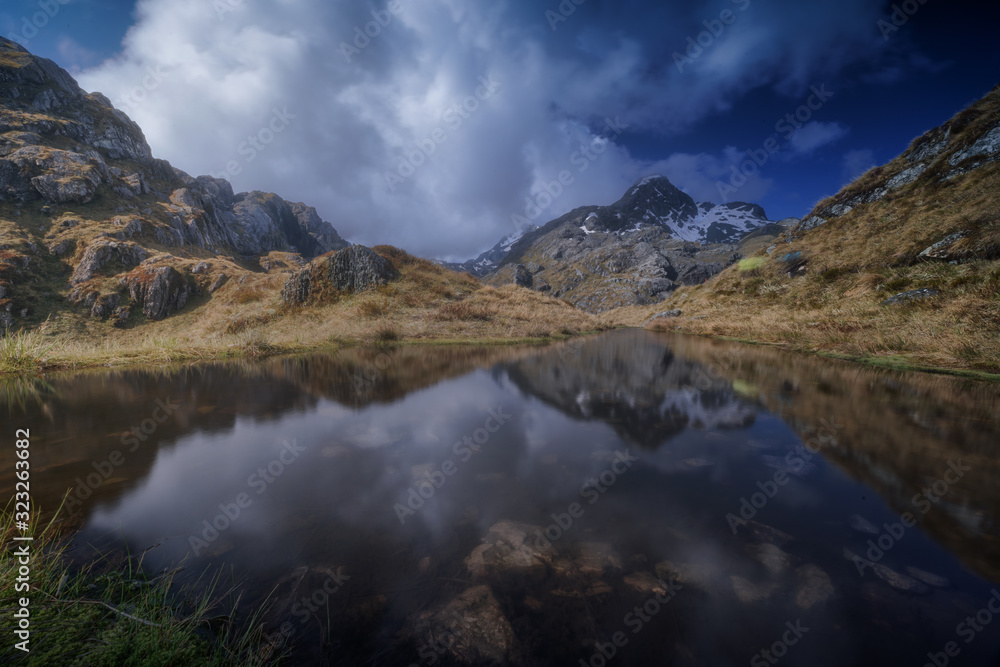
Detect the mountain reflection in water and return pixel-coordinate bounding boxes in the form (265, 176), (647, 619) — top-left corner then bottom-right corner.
(3, 330), (999, 666)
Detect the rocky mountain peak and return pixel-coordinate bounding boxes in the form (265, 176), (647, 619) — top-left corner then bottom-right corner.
(0, 39), (350, 329)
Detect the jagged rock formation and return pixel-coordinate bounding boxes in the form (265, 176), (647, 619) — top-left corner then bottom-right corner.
(479, 176), (769, 312)
(281, 245), (398, 305)
(0, 37), (349, 329)
(796, 85), (1000, 235)
(437, 224), (537, 277)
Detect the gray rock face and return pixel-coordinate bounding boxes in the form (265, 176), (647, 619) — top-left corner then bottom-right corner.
(882, 288), (939, 306)
(165, 180), (349, 257)
(796, 216), (828, 232)
(90, 293), (120, 320)
(918, 231), (969, 261)
(71, 242), (148, 284)
(282, 246), (397, 305)
(949, 125), (1000, 168)
(208, 273), (229, 293)
(643, 310), (682, 325)
(122, 266), (192, 320)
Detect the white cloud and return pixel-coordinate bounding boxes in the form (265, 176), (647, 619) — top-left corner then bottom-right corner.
(787, 121), (849, 156)
(76, 0), (892, 260)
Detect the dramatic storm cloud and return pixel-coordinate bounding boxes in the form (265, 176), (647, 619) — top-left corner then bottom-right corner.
(61, 0), (991, 259)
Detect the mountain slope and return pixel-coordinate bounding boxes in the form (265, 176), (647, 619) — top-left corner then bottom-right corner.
(606, 83), (1000, 373)
(483, 176), (771, 313)
(0, 36), (354, 331)
(0, 39), (604, 359)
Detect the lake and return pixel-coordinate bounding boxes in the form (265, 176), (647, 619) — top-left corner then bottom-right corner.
(4, 329), (1000, 666)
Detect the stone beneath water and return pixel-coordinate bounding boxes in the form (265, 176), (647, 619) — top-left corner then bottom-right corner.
(405, 585), (521, 666)
(656, 560), (728, 595)
(465, 520), (553, 577)
(795, 565), (835, 610)
(905, 566), (950, 588)
(849, 514), (880, 535)
(730, 575), (781, 603)
(624, 572), (672, 595)
(871, 562), (931, 595)
(747, 543), (798, 575)
(574, 542), (623, 576)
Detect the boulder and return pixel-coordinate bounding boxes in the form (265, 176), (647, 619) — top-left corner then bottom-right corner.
(643, 310), (682, 325)
(208, 273), (230, 293)
(71, 242), (148, 284)
(90, 293), (120, 320)
(281, 246), (397, 304)
(122, 266), (192, 320)
(918, 231), (969, 262)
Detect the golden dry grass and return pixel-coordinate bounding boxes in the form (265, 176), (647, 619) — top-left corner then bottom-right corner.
(602, 160), (1000, 373)
(6, 246), (605, 373)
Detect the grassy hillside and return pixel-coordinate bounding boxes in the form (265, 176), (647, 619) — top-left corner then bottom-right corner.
(604, 85), (1000, 375)
(2, 245), (602, 373)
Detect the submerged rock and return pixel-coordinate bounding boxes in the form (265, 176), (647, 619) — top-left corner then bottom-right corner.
(905, 567), (950, 589)
(871, 563), (930, 594)
(747, 543), (797, 575)
(465, 520), (553, 577)
(730, 575), (781, 603)
(574, 542), (623, 576)
(405, 586), (521, 666)
(849, 514), (880, 535)
(794, 565), (835, 610)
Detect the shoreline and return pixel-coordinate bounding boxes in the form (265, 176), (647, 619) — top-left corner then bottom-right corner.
(4, 325), (999, 383)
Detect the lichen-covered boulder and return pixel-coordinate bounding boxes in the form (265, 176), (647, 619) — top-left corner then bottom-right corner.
(281, 245), (397, 304)
(121, 266), (192, 320)
(71, 241), (148, 284)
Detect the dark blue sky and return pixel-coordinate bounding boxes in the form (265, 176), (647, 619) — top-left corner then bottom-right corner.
(3, 0), (999, 255)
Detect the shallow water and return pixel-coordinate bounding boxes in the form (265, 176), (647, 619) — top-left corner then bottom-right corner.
(4, 330), (1000, 666)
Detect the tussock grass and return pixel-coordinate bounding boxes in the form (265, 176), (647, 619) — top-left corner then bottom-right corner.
(0, 330), (53, 374)
(737, 257), (767, 272)
(0, 503), (272, 665)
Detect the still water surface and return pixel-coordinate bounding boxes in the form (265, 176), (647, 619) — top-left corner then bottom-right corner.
(4, 330), (1000, 666)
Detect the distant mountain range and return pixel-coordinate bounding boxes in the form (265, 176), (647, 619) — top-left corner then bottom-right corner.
(444, 176), (773, 281)
(445, 176), (782, 312)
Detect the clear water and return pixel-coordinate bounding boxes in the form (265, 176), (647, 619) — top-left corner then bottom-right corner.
(4, 330), (1000, 666)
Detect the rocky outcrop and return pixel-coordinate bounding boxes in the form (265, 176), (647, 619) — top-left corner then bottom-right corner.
(164, 179), (349, 257)
(281, 246), (397, 305)
(812, 85), (1000, 222)
(881, 288), (939, 306)
(918, 231), (970, 262)
(121, 266), (193, 320)
(0, 38), (354, 326)
(71, 242), (148, 284)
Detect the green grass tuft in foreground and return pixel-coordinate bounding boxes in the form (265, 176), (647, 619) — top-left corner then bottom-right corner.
(1, 502), (275, 665)
(0, 330), (53, 375)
